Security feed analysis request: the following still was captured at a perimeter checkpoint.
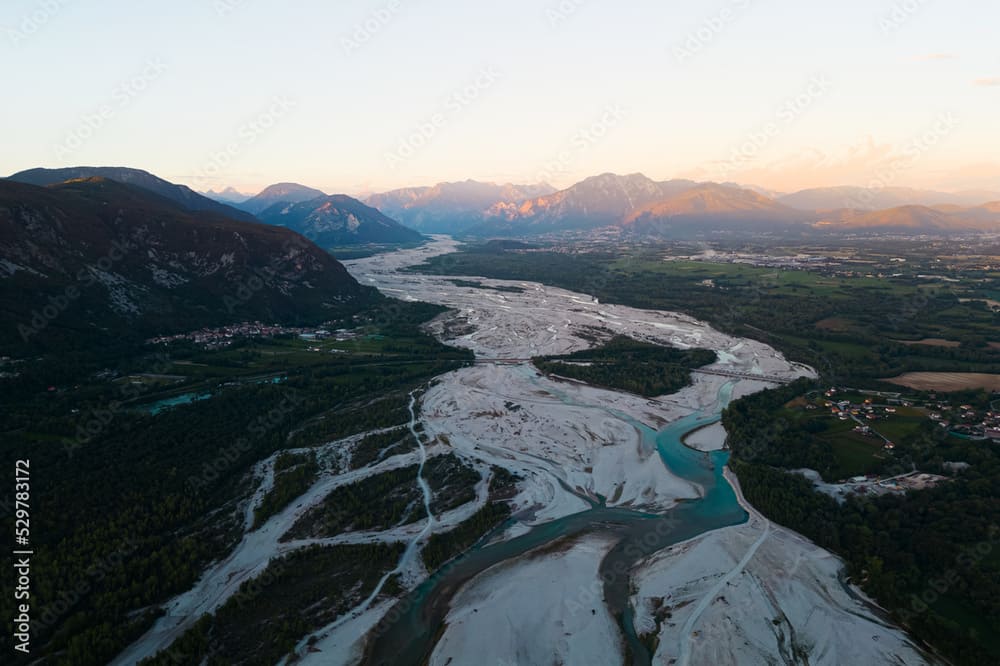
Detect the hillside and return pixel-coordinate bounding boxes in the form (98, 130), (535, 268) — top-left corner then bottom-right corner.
(0, 178), (371, 353)
(8, 166), (258, 223)
(237, 182), (328, 215)
(622, 183), (804, 233)
(814, 205), (1000, 231)
(779, 185), (1000, 211)
(257, 194), (424, 246)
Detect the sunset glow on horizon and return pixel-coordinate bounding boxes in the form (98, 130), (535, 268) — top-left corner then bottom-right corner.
(3, 0), (998, 195)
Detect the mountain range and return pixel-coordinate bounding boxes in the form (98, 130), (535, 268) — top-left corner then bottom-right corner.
(4, 164), (1000, 353)
(7, 168), (426, 247)
(257, 195), (424, 246)
(80, 167), (995, 239)
(6, 167), (1000, 297)
(478, 173), (699, 234)
(373, 173), (1000, 237)
(365, 180), (556, 234)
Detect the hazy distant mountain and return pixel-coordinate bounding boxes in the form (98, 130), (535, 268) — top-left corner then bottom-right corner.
(8, 166), (258, 223)
(237, 182), (327, 216)
(257, 195), (423, 246)
(476, 173), (699, 234)
(814, 204), (1000, 231)
(814, 206), (953, 230)
(622, 183), (804, 234)
(779, 186), (1000, 211)
(723, 182), (786, 199)
(365, 180), (557, 234)
(0, 178), (370, 353)
(955, 202), (1000, 228)
(454, 172), (1000, 238)
(202, 186), (251, 205)
(627, 183), (796, 217)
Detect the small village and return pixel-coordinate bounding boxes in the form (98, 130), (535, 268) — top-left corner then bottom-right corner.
(146, 321), (359, 350)
(791, 385), (1000, 501)
(821, 386), (1000, 443)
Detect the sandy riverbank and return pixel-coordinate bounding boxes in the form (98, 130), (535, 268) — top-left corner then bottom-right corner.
(428, 534), (625, 666)
(627, 468), (942, 665)
(681, 422), (728, 452)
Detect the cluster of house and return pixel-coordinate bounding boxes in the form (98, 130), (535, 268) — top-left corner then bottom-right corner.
(927, 402), (1000, 440)
(147, 322), (357, 349)
(821, 386), (1000, 443)
(822, 389), (899, 449)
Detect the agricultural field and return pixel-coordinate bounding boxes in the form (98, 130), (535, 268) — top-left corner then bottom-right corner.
(882, 372), (1000, 392)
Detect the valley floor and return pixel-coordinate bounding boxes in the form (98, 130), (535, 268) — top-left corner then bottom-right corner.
(113, 236), (941, 666)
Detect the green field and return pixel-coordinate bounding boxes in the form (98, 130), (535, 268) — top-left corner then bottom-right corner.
(822, 432), (886, 479)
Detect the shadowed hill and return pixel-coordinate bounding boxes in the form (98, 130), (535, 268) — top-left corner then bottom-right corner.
(0, 178), (373, 353)
(8, 166), (259, 223)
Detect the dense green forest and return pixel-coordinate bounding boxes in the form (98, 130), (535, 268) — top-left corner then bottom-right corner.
(421, 466), (522, 572)
(0, 300), (472, 665)
(251, 452), (320, 529)
(421, 502), (512, 571)
(533, 335), (716, 397)
(282, 453), (480, 541)
(725, 384), (1000, 664)
(349, 427), (414, 469)
(138, 542), (404, 666)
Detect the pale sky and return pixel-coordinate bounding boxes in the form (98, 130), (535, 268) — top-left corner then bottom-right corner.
(2, 0), (998, 195)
